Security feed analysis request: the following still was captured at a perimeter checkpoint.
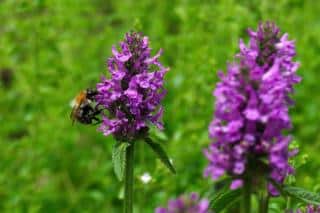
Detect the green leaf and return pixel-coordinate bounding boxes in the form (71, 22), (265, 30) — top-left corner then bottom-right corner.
(209, 189), (241, 212)
(144, 138), (176, 174)
(283, 186), (320, 205)
(112, 142), (130, 181)
(204, 177), (232, 198)
(269, 179), (320, 206)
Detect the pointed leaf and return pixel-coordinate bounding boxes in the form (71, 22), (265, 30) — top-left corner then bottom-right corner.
(112, 142), (130, 181)
(203, 177), (232, 198)
(209, 189), (241, 212)
(269, 179), (320, 206)
(145, 138), (176, 174)
(283, 186), (320, 205)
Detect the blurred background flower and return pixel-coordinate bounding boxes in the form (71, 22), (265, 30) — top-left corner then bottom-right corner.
(293, 205), (320, 213)
(155, 192), (210, 213)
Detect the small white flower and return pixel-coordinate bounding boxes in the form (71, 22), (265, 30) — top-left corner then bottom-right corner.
(140, 172), (152, 184)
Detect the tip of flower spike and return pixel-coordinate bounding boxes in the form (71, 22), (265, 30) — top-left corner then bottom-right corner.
(125, 31), (145, 53)
(258, 21), (280, 36)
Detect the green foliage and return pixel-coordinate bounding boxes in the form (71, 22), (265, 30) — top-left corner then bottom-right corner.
(112, 142), (130, 181)
(283, 186), (320, 206)
(0, 0), (319, 212)
(209, 188), (241, 212)
(144, 138), (176, 174)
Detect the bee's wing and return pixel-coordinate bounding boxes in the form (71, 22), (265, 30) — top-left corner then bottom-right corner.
(69, 97), (79, 125)
(70, 107), (76, 125)
(69, 91), (86, 125)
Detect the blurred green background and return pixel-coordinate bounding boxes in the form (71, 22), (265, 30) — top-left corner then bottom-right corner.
(0, 0), (319, 212)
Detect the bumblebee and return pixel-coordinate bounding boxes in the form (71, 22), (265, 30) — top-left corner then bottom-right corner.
(70, 88), (102, 125)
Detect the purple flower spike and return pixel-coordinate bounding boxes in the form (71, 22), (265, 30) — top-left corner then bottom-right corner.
(155, 193), (211, 213)
(204, 22), (301, 195)
(96, 32), (169, 141)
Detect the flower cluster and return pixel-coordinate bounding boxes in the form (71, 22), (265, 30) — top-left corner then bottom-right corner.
(293, 205), (320, 213)
(155, 193), (210, 213)
(96, 32), (169, 141)
(204, 22), (301, 195)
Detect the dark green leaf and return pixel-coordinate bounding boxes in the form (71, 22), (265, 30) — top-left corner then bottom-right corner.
(145, 138), (176, 174)
(112, 142), (130, 181)
(283, 186), (320, 205)
(210, 189), (241, 212)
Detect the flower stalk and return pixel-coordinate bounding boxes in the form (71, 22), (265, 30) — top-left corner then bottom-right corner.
(259, 194), (269, 213)
(241, 178), (251, 213)
(259, 180), (269, 213)
(124, 143), (134, 213)
(285, 196), (291, 212)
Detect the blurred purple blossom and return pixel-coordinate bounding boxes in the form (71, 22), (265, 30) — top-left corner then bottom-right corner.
(204, 22), (301, 195)
(155, 193), (210, 213)
(96, 32), (169, 141)
(293, 205), (320, 213)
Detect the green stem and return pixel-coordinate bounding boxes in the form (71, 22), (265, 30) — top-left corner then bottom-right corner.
(259, 194), (269, 213)
(124, 143), (134, 213)
(241, 178), (251, 213)
(258, 178), (269, 213)
(286, 196), (291, 212)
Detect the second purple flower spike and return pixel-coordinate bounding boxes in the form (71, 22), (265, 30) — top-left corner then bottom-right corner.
(204, 22), (301, 196)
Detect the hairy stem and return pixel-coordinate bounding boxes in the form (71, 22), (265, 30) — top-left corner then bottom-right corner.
(124, 143), (134, 213)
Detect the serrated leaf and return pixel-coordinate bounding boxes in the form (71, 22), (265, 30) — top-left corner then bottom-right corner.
(210, 189), (241, 213)
(283, 186), (320, 205)
(112, 142), (130, 181)
(145, 138), (176, 174)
